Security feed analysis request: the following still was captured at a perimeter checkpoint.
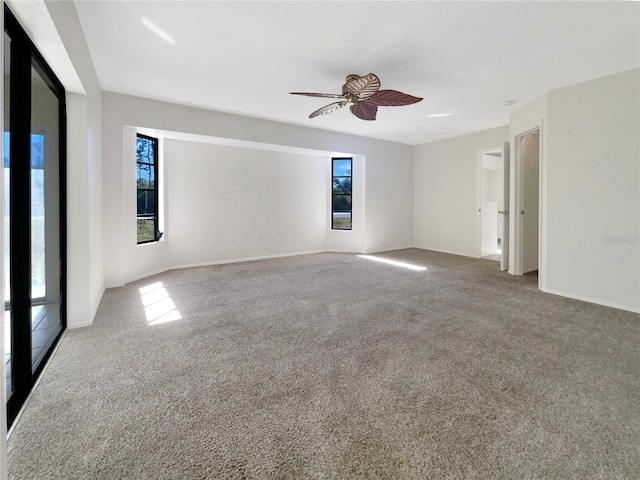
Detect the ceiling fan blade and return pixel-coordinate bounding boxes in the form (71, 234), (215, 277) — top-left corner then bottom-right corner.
(350, 102), (378, 121)
(367, 90), (423, 106)
(309, 101), (347, 118)
(290, 92), (345, 99)
(342, 73), (381, 97)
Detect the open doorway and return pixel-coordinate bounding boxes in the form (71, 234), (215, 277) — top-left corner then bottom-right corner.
(477, 142), (510, 270)
(480, 150), (503, 259)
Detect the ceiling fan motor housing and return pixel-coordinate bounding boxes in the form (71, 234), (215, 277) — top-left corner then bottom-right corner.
(345, 93), (359, 105)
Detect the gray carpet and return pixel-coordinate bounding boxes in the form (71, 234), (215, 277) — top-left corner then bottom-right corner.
(7, 249), (640, 479)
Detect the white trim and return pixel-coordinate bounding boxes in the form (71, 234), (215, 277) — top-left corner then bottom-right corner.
(362, 245), (414, 255)
(170, 250), (325, 272)
(476, 146), (503, 258)
(123, 267), (169, 285)
(511, 124), (543, 277)
(412, 246), (480, 259)
(537, 119), (547, 290)
(66, 320), (94, 330)
(539, 287), (640, 314)
(119, 250), (327, 285)
(512, 131), (524, 275)
(89, 286), (106, 323)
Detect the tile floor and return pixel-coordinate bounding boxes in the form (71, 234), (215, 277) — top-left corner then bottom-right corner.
(5, 303), (61, 399)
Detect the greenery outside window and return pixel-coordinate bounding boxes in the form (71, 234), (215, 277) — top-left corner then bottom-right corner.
(136, 134), (161, 243)
(332, 158), (352, 230)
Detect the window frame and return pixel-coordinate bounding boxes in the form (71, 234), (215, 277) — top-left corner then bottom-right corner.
(136, 133), (161, 244)
(331, 157), (353, 231)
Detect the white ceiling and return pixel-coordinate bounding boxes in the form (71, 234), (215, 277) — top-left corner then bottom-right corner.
(74, 1), (640, 145)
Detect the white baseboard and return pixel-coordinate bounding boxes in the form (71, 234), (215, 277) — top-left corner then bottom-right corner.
(111, 247), (479, 288)
(171, 250), (325, 271)
(123, 267), (169, 285)
(413, 246), (479, 259)
(110, 251), (329, 288)
(67, 320), (94, 329)
(362, 245), (414, 255)
(539, 286), (640, 314)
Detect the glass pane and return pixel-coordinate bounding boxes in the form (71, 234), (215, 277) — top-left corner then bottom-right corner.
(137, 219), (155, 242)
(31, 133), (45, 299)
(136, 163), (155, 189)
(333, 177), (351, 194)
(31, 65), (62, 372)
(332, 212), (352, 230)
(332, 194), (351, 212)
(3, 132), (9, 302)
(137, 190), (155, 216)
(136, 136), (155, 163)
(333, 159), (351, 177)
(4, 32), (12, 399)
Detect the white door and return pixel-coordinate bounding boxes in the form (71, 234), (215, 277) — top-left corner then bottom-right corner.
(500, 141), (510, 271)
(522, 132), (540, 273)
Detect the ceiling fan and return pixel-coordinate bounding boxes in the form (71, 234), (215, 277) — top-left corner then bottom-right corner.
(290, 73), (422, 121)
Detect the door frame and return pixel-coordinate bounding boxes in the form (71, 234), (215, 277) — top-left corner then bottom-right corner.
(4, 4), (67, 430)
(475, 146), (505, 260)
(511, 124), (544, 282)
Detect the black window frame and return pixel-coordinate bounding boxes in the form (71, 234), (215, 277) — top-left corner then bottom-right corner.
(136, 134), (161, 244)
(331, 157), (352, 230)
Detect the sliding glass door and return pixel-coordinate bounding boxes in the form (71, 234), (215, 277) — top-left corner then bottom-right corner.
(4, 29), (12, 406)
(4, 5), (66, 428)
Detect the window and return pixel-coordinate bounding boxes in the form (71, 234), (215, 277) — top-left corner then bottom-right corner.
(136, 134), (161, 243)
(332, 158), (352, 230)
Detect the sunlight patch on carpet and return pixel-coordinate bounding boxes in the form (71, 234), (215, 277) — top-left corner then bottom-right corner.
(139, 281), (182, 325)
(357, 254), (427, 271)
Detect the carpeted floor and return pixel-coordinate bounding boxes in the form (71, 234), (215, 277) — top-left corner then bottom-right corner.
(7, 249), (640, 479)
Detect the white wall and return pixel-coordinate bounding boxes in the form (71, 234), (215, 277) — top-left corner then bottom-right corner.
(120, 136), (331, 282)
(103, 92), (414, 287)
(510, 69), (640, 312)
(414, 126), (509, 257)
(481, 166), (503, 209)
(543, 69), (640, 312)
(364, 151), (414, 254)
(419, 71), (639, 313)
(66, 93), (92, 325)
(164, 140), (327, 270)
(44, 0), (104, 327)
